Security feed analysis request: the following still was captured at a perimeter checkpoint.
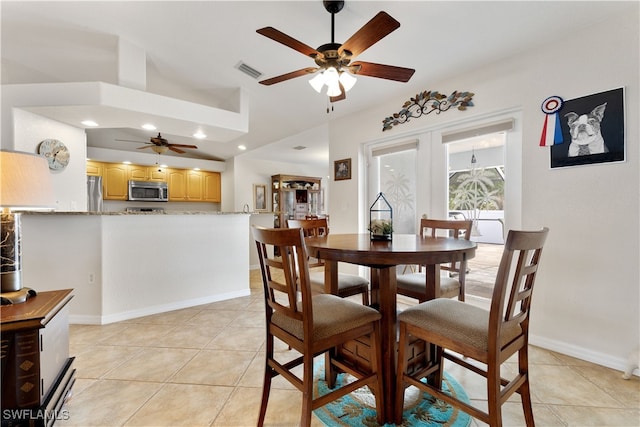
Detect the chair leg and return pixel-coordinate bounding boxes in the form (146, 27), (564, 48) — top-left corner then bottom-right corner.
(361, 287), (370, 306)
(257, 334), (274, 427)
(370, 322), (385, 425)
(300, 351), (315, 427)
(519, 348), (535, 427)
(429, 344), (445, 389)
(395, 322), (409, 425)
(487, 362), (503, 427)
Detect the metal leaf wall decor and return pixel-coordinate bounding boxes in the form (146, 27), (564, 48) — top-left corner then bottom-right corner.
(382, 90), (475, 131)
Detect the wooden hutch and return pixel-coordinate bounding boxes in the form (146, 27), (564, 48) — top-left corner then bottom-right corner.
(271, 174), (322, 228)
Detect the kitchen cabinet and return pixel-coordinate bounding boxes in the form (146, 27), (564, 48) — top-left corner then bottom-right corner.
(271, 174), (322, 228)
(128, 165), (167, 182)
(127, 164), (148, 181)
(186, 170), (203, 201)
(103, 163), (129, 200)
(1, 289), (75, 426)
(87, 161), (220, 203)
(86, 160), (102, 176)
(147, 167), (167, 182)
(203, 171), (221, 202)
(167, 169), (187, 200)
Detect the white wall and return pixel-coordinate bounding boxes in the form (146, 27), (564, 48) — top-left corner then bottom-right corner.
(327, 10), (639, 371)
(8, 109), (88, 211)
(232, 154), (330, 268)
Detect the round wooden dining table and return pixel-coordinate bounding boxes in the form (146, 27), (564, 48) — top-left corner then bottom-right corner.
(305, 233), (477, 423)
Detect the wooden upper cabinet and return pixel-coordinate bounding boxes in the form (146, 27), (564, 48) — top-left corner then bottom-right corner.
(87, 161), (220, 203)
(103, 163), (129, 200)
(186, 170), (203, 201)
(86, 161), (102, 176)
(148, 167), (167, 182)
(128, 164), (148, 181)
(204, 172), (221, 202)
(168, 169), (187, 201)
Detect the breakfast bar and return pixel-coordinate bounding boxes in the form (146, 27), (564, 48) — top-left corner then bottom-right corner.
(20, 211), (251, 324)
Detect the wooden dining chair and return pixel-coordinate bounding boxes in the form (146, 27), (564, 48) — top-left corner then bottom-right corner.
(396, 218), (473, 302)
(288, 218), (370, 305)
(252, 226), (384, 426)
(395, 227), (549, 427)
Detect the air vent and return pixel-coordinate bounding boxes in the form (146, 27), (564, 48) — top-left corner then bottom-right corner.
(235, 61), (262, 79)
(292, 145), (307, 150)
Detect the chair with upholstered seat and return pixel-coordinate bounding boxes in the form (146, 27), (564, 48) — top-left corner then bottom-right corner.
(252, 226), (384, 426)
(395, 227), (549, 427)
(288, 218), (370, 305)
(397, 218), (473, 302)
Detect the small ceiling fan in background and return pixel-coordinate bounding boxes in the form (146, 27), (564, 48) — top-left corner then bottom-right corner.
(256, 0), (415, 102)
(116, 133), (198, 154)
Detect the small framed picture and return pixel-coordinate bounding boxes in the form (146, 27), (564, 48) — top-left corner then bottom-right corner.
(253, 184), (267, 211)
(551, 87), (625, 168)
(334, 158), (352, 181)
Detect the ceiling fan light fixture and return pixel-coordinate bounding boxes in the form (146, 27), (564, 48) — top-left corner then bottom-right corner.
(326, 80), (342, 97)
(339, 71), (357, 92)
(151, 145), (169, 154)
(309, 73), (325, 93)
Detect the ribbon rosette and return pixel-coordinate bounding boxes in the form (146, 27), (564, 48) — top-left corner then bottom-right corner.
(539, 96), (564, 147)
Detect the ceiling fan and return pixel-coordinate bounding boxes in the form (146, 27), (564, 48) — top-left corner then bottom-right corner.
(116, 133), (198, 154)
(256, 0), (415, 102)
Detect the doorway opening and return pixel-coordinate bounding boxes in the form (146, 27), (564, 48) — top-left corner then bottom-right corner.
(447, 132), (505, 298)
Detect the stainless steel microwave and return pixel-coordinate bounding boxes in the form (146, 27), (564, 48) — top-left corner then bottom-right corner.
(128, 180), (168, 202)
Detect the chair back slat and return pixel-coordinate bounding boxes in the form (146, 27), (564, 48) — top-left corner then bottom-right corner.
(253, 226), (312, 324)
(420, 218), (472, 240)
(287, 218), (329, 268)
(419, 218), (473, 273)
(287, 218), (329, 237)
(490, 228), (549, 349)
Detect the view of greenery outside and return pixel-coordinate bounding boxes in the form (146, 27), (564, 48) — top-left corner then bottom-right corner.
(449, 166), (504, 212)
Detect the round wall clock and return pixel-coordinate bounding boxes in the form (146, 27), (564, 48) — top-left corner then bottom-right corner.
(38, 139), (70, 170)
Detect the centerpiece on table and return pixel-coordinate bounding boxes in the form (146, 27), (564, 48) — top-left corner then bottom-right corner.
(369, 192), (393, 241)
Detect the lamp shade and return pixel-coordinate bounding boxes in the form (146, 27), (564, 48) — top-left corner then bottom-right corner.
(0, 150), (56, 209)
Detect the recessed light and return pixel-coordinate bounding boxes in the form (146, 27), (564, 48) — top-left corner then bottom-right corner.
(193, 132), (207, 139)
(142, 124), (156, 130)
(159, 164), (168, 168)
(81, 120), (99, 127)
(238, 145), (247, 151)
(193, 167), (201, 171)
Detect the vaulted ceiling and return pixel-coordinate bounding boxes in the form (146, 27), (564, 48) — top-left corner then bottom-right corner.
(1, 1), (631, 166)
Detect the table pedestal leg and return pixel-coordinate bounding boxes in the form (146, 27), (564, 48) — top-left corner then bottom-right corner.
(373, 266), (397, 423)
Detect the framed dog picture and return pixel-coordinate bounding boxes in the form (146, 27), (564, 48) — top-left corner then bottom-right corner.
(334, 158), (352, 181)
(550, 87), (625, 168)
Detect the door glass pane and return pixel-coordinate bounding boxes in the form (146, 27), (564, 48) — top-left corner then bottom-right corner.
(372, 149), (417, 234)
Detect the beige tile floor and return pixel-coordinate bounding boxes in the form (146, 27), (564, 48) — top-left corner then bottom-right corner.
(61, 251), (639, 427)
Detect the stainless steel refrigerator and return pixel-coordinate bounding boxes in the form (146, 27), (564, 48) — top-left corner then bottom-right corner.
(87, 175), (103, 212)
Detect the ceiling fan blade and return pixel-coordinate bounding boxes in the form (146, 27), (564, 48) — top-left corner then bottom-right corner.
(168, 144), (198, 149)
(168, 146), (186, 154)
(259, 67), (318, 85)
(257, 27), (319, 57)
(350, 61), (415, 82)
(136, 145), (153, 150)
(339, 11), (400, 58)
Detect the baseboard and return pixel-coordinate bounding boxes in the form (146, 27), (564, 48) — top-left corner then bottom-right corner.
(529, 333), (637, 377)
(69, 289), (251, 325)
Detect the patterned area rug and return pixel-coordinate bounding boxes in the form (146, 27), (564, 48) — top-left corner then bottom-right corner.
(313, 361), (471, 427)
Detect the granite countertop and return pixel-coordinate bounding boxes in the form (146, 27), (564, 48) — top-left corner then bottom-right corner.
(21, 211), (272, 216)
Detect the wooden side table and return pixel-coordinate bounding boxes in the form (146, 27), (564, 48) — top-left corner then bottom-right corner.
(1, 289), (75, 426)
